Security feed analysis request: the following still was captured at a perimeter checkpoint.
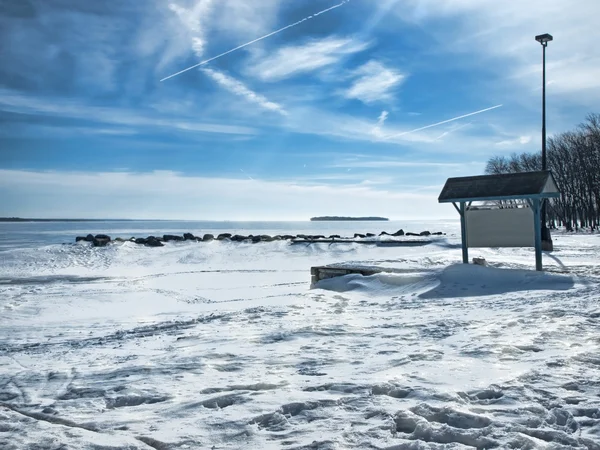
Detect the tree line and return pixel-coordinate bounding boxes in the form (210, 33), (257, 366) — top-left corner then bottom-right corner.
(485, 113), (600, 231)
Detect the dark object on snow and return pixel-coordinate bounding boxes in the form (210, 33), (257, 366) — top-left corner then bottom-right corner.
(379, 231), (390, 236)
(366, 233), (376, 237)
(329, 235), (341, 239)
(183, 233), (195, 241)
(231, 235), (247, 242)
(135, 238), (147, 245)
(217, 233), (232, 240)
(282, 235), (295, 240)
(354, 233), (366, 238)
(202, 234), (214, 241)
(405, 232), (420, 237)
(163, 234), (184, 242)
(392, 229), (405, 236)
(146, 236), (164, 247)
(419, 231), (431, 236)
(93, 234), (111, 247)
(432, 232), (444, 236)
(75, 236), (86, 242)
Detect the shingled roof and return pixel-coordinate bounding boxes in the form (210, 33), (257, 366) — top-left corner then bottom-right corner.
(438, 170), (560, 203)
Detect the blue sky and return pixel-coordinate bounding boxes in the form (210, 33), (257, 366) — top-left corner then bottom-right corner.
(1, 0), (599, 220)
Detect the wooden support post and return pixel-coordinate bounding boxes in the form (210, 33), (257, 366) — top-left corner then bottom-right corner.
(459, 202), (468, 264)
(533, 198), (543, 271)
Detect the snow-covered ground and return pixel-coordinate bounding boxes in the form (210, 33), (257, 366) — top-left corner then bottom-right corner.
(1, 226), (600, 449)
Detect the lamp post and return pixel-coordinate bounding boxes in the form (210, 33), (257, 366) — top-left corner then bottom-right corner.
(535, 33), (553, 251)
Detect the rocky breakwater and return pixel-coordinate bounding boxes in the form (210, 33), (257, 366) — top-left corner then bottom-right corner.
(74, 229), (446, 247)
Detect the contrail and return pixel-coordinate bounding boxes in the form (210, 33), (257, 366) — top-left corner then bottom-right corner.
(161, 0), (350, 82)
(240, 169), (254, 181)
(384, 104), (503, 139)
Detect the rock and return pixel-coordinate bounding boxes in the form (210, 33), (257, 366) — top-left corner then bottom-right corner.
(432, 232), (444, 236)
(75, 236), (86, 242)
(93, 235), (111, 247)
(354, 233), (366, 239)
(114, 237), (125, 242)
(405, 232), (419, 237)
(231, 235), (247, 242)
(310, 235), (326, 240)
(202, 234), (214, 241)
(135, 238), (147, 245)
(252, 236), (262, 243)
(183, 233), (195, 241)
(392, 229), (405, 236)
(473, 257), (486, 266)
(379, 231), (390, 236)
(146, 236), (164, 247)
(260, 235), (274, 242)
(366, 233), (376, 237)
(329, 235), (341, 239)
(217, 233), (232, 240)
(273, 235), (282, 240)
(419, 231), (431, 236)
(85, 234), (95, 242)
(296, 234), (308, 239)
(282, 235), (295, 240)
(163, 234), (184, 242)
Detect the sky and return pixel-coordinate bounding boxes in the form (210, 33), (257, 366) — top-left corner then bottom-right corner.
(1, 0), (599, 220)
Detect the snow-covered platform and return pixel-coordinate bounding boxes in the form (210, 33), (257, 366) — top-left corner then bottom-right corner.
(310, 263), (405, 286)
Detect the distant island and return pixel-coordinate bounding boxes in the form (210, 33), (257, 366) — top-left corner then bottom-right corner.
(310, 216), (389, 221)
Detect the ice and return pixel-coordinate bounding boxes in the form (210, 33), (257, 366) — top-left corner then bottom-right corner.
(1, 223), (600, 448)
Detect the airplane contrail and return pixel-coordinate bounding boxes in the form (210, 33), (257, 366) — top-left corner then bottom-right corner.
(161, 0), (351, 82)
(384, 104), (503, 140)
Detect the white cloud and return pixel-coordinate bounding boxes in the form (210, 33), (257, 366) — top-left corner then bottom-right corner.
(495, 135), (533, 147)
(168, 0), (214, 59)
(371, 110), (389, 138)
(0, 169), (449, 220)
(249, 37), (369, 81)
(0, 90), (256, 136)
(344, 60), (405, 104)
(201, 68), (287, 115)
(391, 0), (600, 104)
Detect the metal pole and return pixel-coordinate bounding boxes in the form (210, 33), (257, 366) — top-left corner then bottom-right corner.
(542, 42), (547, 172)
(541, 43), (547, 239)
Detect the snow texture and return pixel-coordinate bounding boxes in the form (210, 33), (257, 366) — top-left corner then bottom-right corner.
(1, 221), (600, 449)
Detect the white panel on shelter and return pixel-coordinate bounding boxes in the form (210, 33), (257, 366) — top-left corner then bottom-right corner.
(466, 208), (534, 248)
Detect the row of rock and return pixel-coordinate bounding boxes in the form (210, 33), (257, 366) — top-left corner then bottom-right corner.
(75, 230), (445, 247)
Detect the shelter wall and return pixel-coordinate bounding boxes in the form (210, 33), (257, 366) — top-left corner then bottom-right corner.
(466, 208), (534, 247)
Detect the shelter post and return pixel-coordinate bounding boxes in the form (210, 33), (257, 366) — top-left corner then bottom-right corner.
(533, 198), (543, 271)
(459, 202), (468, 264)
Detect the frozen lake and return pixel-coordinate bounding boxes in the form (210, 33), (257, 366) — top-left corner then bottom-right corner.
(1, 221), (599, 449)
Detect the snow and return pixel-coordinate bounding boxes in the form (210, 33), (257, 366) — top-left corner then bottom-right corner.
(1, 223), (600, 449)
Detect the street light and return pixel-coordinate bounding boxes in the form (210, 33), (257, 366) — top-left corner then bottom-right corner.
(535, 33), (553, 251)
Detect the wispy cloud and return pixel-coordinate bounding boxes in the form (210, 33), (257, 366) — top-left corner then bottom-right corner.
(201, 68), (287, 115)
(161, 0), (352, 82)
(330, 159), (482, 169)
(168, 0), (214, 58)
(249, 37), (369, 81)
(371, 110), (389, 138)
(344, 60), (405, 104)
(0, 90), (256, 136)
(384, 104), (503, 140)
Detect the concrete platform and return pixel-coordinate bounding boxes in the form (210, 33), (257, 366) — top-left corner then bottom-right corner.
(310, 264), (407, 287)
